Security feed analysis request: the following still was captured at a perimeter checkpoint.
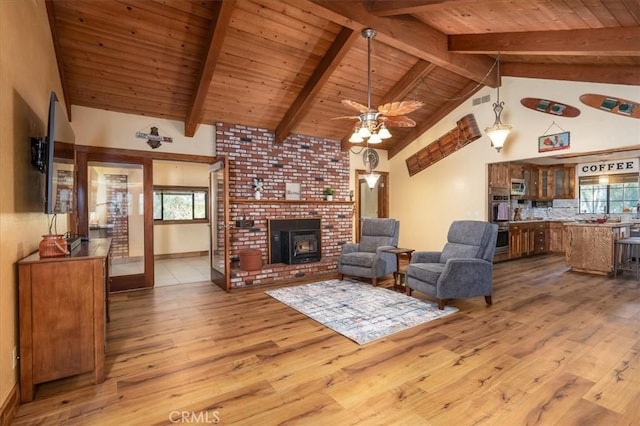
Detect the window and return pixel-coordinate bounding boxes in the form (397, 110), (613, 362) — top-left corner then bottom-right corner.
(153, 186), (208, 223)
(579, 174), (638, 214)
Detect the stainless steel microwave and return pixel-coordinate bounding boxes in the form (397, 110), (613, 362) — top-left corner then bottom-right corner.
(511, 178), (526, 196)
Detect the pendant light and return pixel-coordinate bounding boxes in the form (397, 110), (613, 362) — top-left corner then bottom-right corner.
(485, 54), (511, 152)
(363, 154), (379, 190)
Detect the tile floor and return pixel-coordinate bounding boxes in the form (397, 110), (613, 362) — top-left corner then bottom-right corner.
(154, 255), (210, 287)
(111, 255), (211, 287)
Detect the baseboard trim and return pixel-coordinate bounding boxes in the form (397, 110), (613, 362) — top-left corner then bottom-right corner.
(154, 251), (208, 260)
(0, 383), (19, 426)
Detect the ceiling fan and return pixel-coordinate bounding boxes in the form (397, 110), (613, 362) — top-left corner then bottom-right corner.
(334, 28), (424, 144)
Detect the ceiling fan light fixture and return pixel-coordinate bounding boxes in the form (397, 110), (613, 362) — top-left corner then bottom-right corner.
(378, 124), (391, 139)
(368, 132), (382, 144)
(349, 131), (364, 143)
(338, 28), (422, 149)
(358, 125), (372, 138)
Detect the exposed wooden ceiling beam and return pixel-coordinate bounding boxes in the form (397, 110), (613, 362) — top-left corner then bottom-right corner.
(449, 27), (640, 56)
(368, 0), (468, 17)
(340, 60), (437, 150)
(275, 27), (359, 144)
(387, 80), (483, 159)
(303, 0), (498, 87)
(502, 62), (640, 86)
(385, 61), (438, 101)
(184, 0), (235, 137)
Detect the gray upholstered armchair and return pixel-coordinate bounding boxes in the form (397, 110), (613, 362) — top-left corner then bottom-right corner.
(338, 218), (400, 286)
(405, 220), (498, 309)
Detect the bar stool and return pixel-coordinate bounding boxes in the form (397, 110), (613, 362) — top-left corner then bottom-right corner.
(614, 237), (640, 279)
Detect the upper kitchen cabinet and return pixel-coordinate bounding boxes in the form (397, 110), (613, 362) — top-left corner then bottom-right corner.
(538, 167), (553, 200)
(517, 164), (575, 200)
(538, 165), (576, 200)
(553, 165), (576, 199)
(523, 166), (539, 199)
(489, 163), (510, 192)
(510, 164), (525, 180)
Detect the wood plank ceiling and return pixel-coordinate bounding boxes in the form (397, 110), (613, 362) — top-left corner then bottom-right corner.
(46, 0), (640, 158)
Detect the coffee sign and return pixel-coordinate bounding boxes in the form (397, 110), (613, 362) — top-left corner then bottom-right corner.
(577, 158), (639, 176)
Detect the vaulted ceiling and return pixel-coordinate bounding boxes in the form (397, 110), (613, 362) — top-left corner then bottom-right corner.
(46, 0), (640, 158)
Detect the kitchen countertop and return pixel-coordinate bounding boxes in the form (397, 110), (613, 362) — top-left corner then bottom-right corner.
(564, 221), (637, 227)
(508, 219), (574, 224)
(508, 219), (640, 226)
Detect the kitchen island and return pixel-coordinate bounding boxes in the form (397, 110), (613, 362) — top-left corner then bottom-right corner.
(565, 221), (633, 275)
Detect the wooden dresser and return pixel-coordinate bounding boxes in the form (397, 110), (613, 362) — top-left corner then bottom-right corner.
(17, 238), (111, 402)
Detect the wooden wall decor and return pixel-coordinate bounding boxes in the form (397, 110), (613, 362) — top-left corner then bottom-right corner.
(520, 97), (580, 117)
(405, 114), (481, 176)
(580, 94), (640, 119)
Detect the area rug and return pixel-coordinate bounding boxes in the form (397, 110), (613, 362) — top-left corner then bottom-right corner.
(265, 279), (458, 345)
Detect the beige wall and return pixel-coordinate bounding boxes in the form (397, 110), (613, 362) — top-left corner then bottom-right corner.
(390, 78), (640, 250)
(72, 106), (215, 156)
(153, 160), (210, 255)
(0, 0), (69, 408)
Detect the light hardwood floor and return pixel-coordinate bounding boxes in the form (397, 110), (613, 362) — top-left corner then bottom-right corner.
(12, 254), (640, 425)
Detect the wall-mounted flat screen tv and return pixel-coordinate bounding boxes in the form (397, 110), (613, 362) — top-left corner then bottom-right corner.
(31, 91), (75, 214)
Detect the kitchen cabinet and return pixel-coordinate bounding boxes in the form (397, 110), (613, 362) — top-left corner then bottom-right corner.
(538, 167), (553, 200)
(510, 163), (524, 180)
(532, 222), (548, 254)
(18, 238), (111, 402)
(520, 164), (575, 200)
(523, 167), (538, 200)
(510, 222), (548, 258)
(548, 222), (565, 253)
(552, 165), (576, 199)
(565, 222), (630, 274)
(489, 163), (510, 192)
(509, 224), (522, 258)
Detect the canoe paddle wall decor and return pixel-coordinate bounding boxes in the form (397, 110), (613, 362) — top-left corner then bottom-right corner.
(580, 94), (639, 119)
(405, 114), (481, 176)
(520, 98), (580, 117)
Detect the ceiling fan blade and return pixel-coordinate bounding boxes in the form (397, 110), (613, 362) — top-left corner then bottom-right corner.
(378, 100), (424, 116)
(341, 99), (371, 113)
(380, 115), (417, 127)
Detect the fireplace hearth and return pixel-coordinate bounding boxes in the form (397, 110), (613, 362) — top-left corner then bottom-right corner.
(269, 218), (321, 264)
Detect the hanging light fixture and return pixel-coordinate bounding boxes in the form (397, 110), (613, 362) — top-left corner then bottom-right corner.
(348, 29), (391, 145)
(485, 53), (511, 152)
(363, 151), (379, 189)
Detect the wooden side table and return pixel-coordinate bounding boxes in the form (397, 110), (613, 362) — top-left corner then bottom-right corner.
(382, 247), (415, 291)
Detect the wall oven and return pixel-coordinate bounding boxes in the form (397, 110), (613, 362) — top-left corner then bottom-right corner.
(490, 193), (510, 224)
(489, 192), (509, 255)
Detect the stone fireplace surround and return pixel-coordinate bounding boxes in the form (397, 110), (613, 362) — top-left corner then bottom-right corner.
(215, 123), (354, 289)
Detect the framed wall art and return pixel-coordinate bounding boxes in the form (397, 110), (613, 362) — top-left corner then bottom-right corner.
(285, 183), (301, 200)
(538, 131), (570, 152)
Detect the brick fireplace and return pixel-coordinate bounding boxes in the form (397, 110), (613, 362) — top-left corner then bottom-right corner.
(215, 123), (353, 288)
